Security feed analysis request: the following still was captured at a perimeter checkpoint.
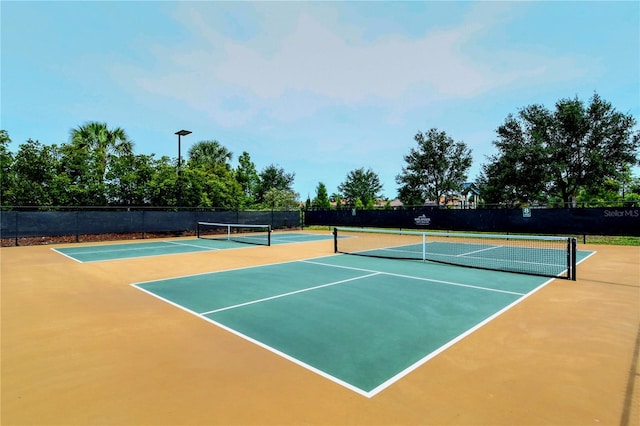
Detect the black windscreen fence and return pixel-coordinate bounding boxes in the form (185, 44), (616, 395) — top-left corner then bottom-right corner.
(305, 207), (640, 237)
(0, 210), (301, 243)
(2, 207), (637, 243)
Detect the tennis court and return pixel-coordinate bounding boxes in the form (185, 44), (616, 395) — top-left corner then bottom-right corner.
(133, 244), (594, 397)
(2, 229), (638, 425)
(53, 231), (333, 262)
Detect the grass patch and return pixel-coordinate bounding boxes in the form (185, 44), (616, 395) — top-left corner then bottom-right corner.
(572, 235), (640, 246)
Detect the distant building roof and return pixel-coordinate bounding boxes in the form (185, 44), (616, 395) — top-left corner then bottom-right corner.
(462, 182), (480, 195)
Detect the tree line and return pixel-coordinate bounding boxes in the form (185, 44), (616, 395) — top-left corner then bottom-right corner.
(312, 93), (639, 208)
(0, 123), (297, 210)
(1, 93), (639, 210)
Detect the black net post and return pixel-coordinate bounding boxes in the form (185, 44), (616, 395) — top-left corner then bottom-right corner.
(333, 227), (338, 253)
(571, 238), (577, 281)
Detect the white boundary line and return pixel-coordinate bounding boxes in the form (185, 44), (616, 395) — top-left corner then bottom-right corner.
(55, 241), (203, 255)
(376, 244), (569, 269)
(130, 249), (597, 398)
(132, 282), (368, 392)
(131, 269), (374, 398)
(132, 255), (337, 286)
(458, 245), (503, 256)
(49, 239), (261, 263)
(130, 257), (534, 398)
(165, 240), (223, 250)
(367, 276), (557, 397)
(301, 260), (526, 296)
(270, 233), (333, 244)
(200, 273), (380, 315)
(578, 250), (598, 264)
(51, 248), (85, 263)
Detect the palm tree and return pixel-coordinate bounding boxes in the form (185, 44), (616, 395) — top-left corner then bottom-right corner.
(70, 122), (133, 180)
(187, 140), (232, 170)
(69, 122), (133, 203)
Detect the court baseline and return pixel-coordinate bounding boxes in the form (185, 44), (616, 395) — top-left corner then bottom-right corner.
(133, 255), (551, 397)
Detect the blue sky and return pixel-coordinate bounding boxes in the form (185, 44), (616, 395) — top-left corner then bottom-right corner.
(2, 1), (639, 200)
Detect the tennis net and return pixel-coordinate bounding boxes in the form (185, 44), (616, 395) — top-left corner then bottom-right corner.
(333, 227), (577, 280)
(197, 222), (271, 246)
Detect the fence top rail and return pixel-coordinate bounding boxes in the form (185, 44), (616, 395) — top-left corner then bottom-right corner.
(0, 206), (301, 212)
(334, 227), (572, 241)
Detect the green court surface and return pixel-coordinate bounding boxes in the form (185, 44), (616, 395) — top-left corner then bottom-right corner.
(53, 232), (333, 262)
(133, 250), (593, 398)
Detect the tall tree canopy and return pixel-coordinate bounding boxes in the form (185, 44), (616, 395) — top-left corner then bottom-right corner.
(9, 139), (59, 206)
(0, 130), (14, 203)
(1, 127), (301, 209)
(255, 164), (295, 205)
(235, 151), (260, 207)
(69, 122), (133, 204)
(396, 128), (472, 206)
(187, 140), (233, 170)
(313, 182), (331, 209)
(338, 167), (383, 207)
(70, 121), (133, 176)
(479, 93), (640, 206)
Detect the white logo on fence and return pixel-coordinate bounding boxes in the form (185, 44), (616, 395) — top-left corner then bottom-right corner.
(604, 209), (639, 217)
(414, 214), (431, 226)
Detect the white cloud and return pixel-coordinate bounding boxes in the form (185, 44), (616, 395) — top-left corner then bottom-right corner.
(213, 13), (489, 101)
(113, 2), (594, 128)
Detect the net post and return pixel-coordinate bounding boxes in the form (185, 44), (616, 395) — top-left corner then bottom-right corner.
(333, 227), (338, 253)
(196, 221), (201, 239)
(566, 238), (570, 280)
(570, 238), (577, 281)
(267, 225), (272, 246)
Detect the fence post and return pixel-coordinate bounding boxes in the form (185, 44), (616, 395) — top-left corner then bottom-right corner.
(14, 211), (19, 246)
(571, 238), (577, 281)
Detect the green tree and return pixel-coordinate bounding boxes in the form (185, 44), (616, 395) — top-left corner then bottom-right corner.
(105, 153), (157, 205)
(182, 164), (244, 209)
(147, 156), (179, 206)
(575, 166), (640, 206)
(69, 122), (133, 204)
(331, 193), (343, 210)
(183, 140), (244, 209)
(338, 168), (383, 207)
(235, 151), (260, 207)
(396, 129), (472, 206)
(255, 164), (296, 205)
(476, 127), (548, 207)
(480, 93), (640, 207)
(628, 175), (640, 197)
(365, 197), (375, 210)
(187, 140), (233, 170)
(10, 139), (60, 206)
(262, 188), (300, 210)
(0, 130), (15, 205)
(57, 139), (96, 205)
(314, 182), (331, 209)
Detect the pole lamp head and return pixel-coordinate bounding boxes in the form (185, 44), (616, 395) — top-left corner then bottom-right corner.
(175, 130), (191, 208)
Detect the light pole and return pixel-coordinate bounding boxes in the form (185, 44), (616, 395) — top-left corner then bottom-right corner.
(175, 130), (192, 207)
